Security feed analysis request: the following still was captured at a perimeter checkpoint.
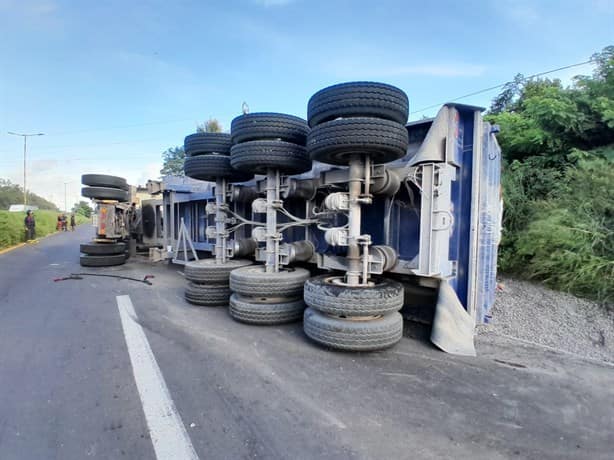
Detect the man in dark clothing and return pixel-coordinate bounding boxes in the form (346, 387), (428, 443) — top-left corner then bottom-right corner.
(24, 210), (36, 241)
(70, 213), (76, 231)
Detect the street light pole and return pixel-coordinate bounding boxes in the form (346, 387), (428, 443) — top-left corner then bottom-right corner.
(7, 131), (45, 208)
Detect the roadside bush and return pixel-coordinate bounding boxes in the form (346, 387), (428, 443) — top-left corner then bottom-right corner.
(0, 210), (89, 249)
(500, 155), (614, 305)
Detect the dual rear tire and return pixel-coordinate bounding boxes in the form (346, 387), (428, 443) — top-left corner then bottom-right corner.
(184, 259), (252, 307)
(230, 113), (311, 175)
(228, 266), (310, 325)
(306, 81), (410, 166)
(302, 275), (405, 351)
(81, 174), (130, 202)
(80, 241), (127, 267)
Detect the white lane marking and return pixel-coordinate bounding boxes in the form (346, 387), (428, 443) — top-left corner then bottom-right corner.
(116, 295), (199, 460)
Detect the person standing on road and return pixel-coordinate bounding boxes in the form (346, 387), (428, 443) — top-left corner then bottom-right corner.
(24, 210), (36, 241)
(70, 213), (76, 231)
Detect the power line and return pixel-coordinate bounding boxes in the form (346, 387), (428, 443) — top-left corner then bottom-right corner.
(44, 118), (199, 136)
(409, 59), (595, 115)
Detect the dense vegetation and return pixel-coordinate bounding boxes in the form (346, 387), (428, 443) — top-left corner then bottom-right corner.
(487, 46), (614, 304)
(0, 179), (59, 210)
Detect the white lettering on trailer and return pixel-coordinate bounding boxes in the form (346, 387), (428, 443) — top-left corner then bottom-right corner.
(116, 295), (199, 460)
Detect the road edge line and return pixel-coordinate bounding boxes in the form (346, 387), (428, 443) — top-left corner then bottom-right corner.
(116, 295), (199, 460)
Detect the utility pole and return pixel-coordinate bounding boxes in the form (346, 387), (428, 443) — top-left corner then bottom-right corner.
(64, 182), (69, 212)
(7, 131), (45, 207)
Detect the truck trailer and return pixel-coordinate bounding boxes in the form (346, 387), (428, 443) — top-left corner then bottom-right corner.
(141, 82), (503, 356)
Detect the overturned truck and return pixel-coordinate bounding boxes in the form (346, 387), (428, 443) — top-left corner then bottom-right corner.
(151, 82), (502, 355)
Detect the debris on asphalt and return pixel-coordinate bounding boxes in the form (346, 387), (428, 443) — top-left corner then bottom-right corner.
(53, 273), (155, 285)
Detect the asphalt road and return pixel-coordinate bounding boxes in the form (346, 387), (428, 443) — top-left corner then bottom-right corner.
(0, 226), (612, 460)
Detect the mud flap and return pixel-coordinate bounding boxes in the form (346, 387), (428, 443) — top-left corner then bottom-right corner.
(430, 279), (476, 356)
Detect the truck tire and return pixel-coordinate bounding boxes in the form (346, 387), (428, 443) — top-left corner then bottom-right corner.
(307, 81), (409, 128)
(184, 155), (253, 182)
(184, 132), (232, 156)
(142, 204), (155, 238)
(184, 259), (253, 284)
(230, 265), (310, 298)
(229, 294), (305, 325)
(304, 275), (404, 316)
(80, 242), (126, 255)
(231, 113), (309, 145)
(79, 253), (126, 267)
(307, 117), (409, 166)
(230, 140), (311, 175)
(185, 282), (231, 307)
(81, 174), (129, 191)
(303, 308), (403, 351)
(81, 186), (129, 202)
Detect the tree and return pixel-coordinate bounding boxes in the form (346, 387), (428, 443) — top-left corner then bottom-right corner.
(160, 146), (185, 176)
(486, 45), (614, 303)
(489, 73), (525, 115)
(0, 178), (58, 210)
(196, 118), (223, 133)
(72, 200), (93, 218)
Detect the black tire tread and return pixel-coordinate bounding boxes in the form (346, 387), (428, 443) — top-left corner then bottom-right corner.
(185, 282), (231, 306)
(184, 259), (253, 284)
(229, 294), (305, 325)
(303, 308), (403, 351)
(231, 113), (309, 145)
(184, 155), (253, 182)
(230, 266), (310, 298)
(307, 117), (408, 166)
(307, 81), (409, 127)
(304, 275), (404, 316)
(230, 140), (311, 175)
(80, 242), (126, 255)
(184, 133), (232, 156)
(81, 174), (129, 191)
(79, 253), (126, 267)
(81, 186), (129, 202)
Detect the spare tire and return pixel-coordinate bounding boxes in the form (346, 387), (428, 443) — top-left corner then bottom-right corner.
(81, 174), (129, 191)
(231, 113), (309, 145)
(230, 140), (311, 175)
(82, 186), (129, 202)
(80, 242), (126, 255)
(307, 81), (409, 127)
(184, 155), (253, 182)
(79, 253), (126, 267)
(184, 132), (232, 156)
(307, 117), (408, 166)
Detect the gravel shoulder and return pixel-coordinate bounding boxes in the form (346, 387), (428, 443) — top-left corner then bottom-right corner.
(477, 276), (614, 364)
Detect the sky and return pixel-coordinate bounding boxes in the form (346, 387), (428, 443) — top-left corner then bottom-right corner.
(0, 0), (612, 210)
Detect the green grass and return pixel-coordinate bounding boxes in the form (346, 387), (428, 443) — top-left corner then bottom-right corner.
(0, 210), (90, 249)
